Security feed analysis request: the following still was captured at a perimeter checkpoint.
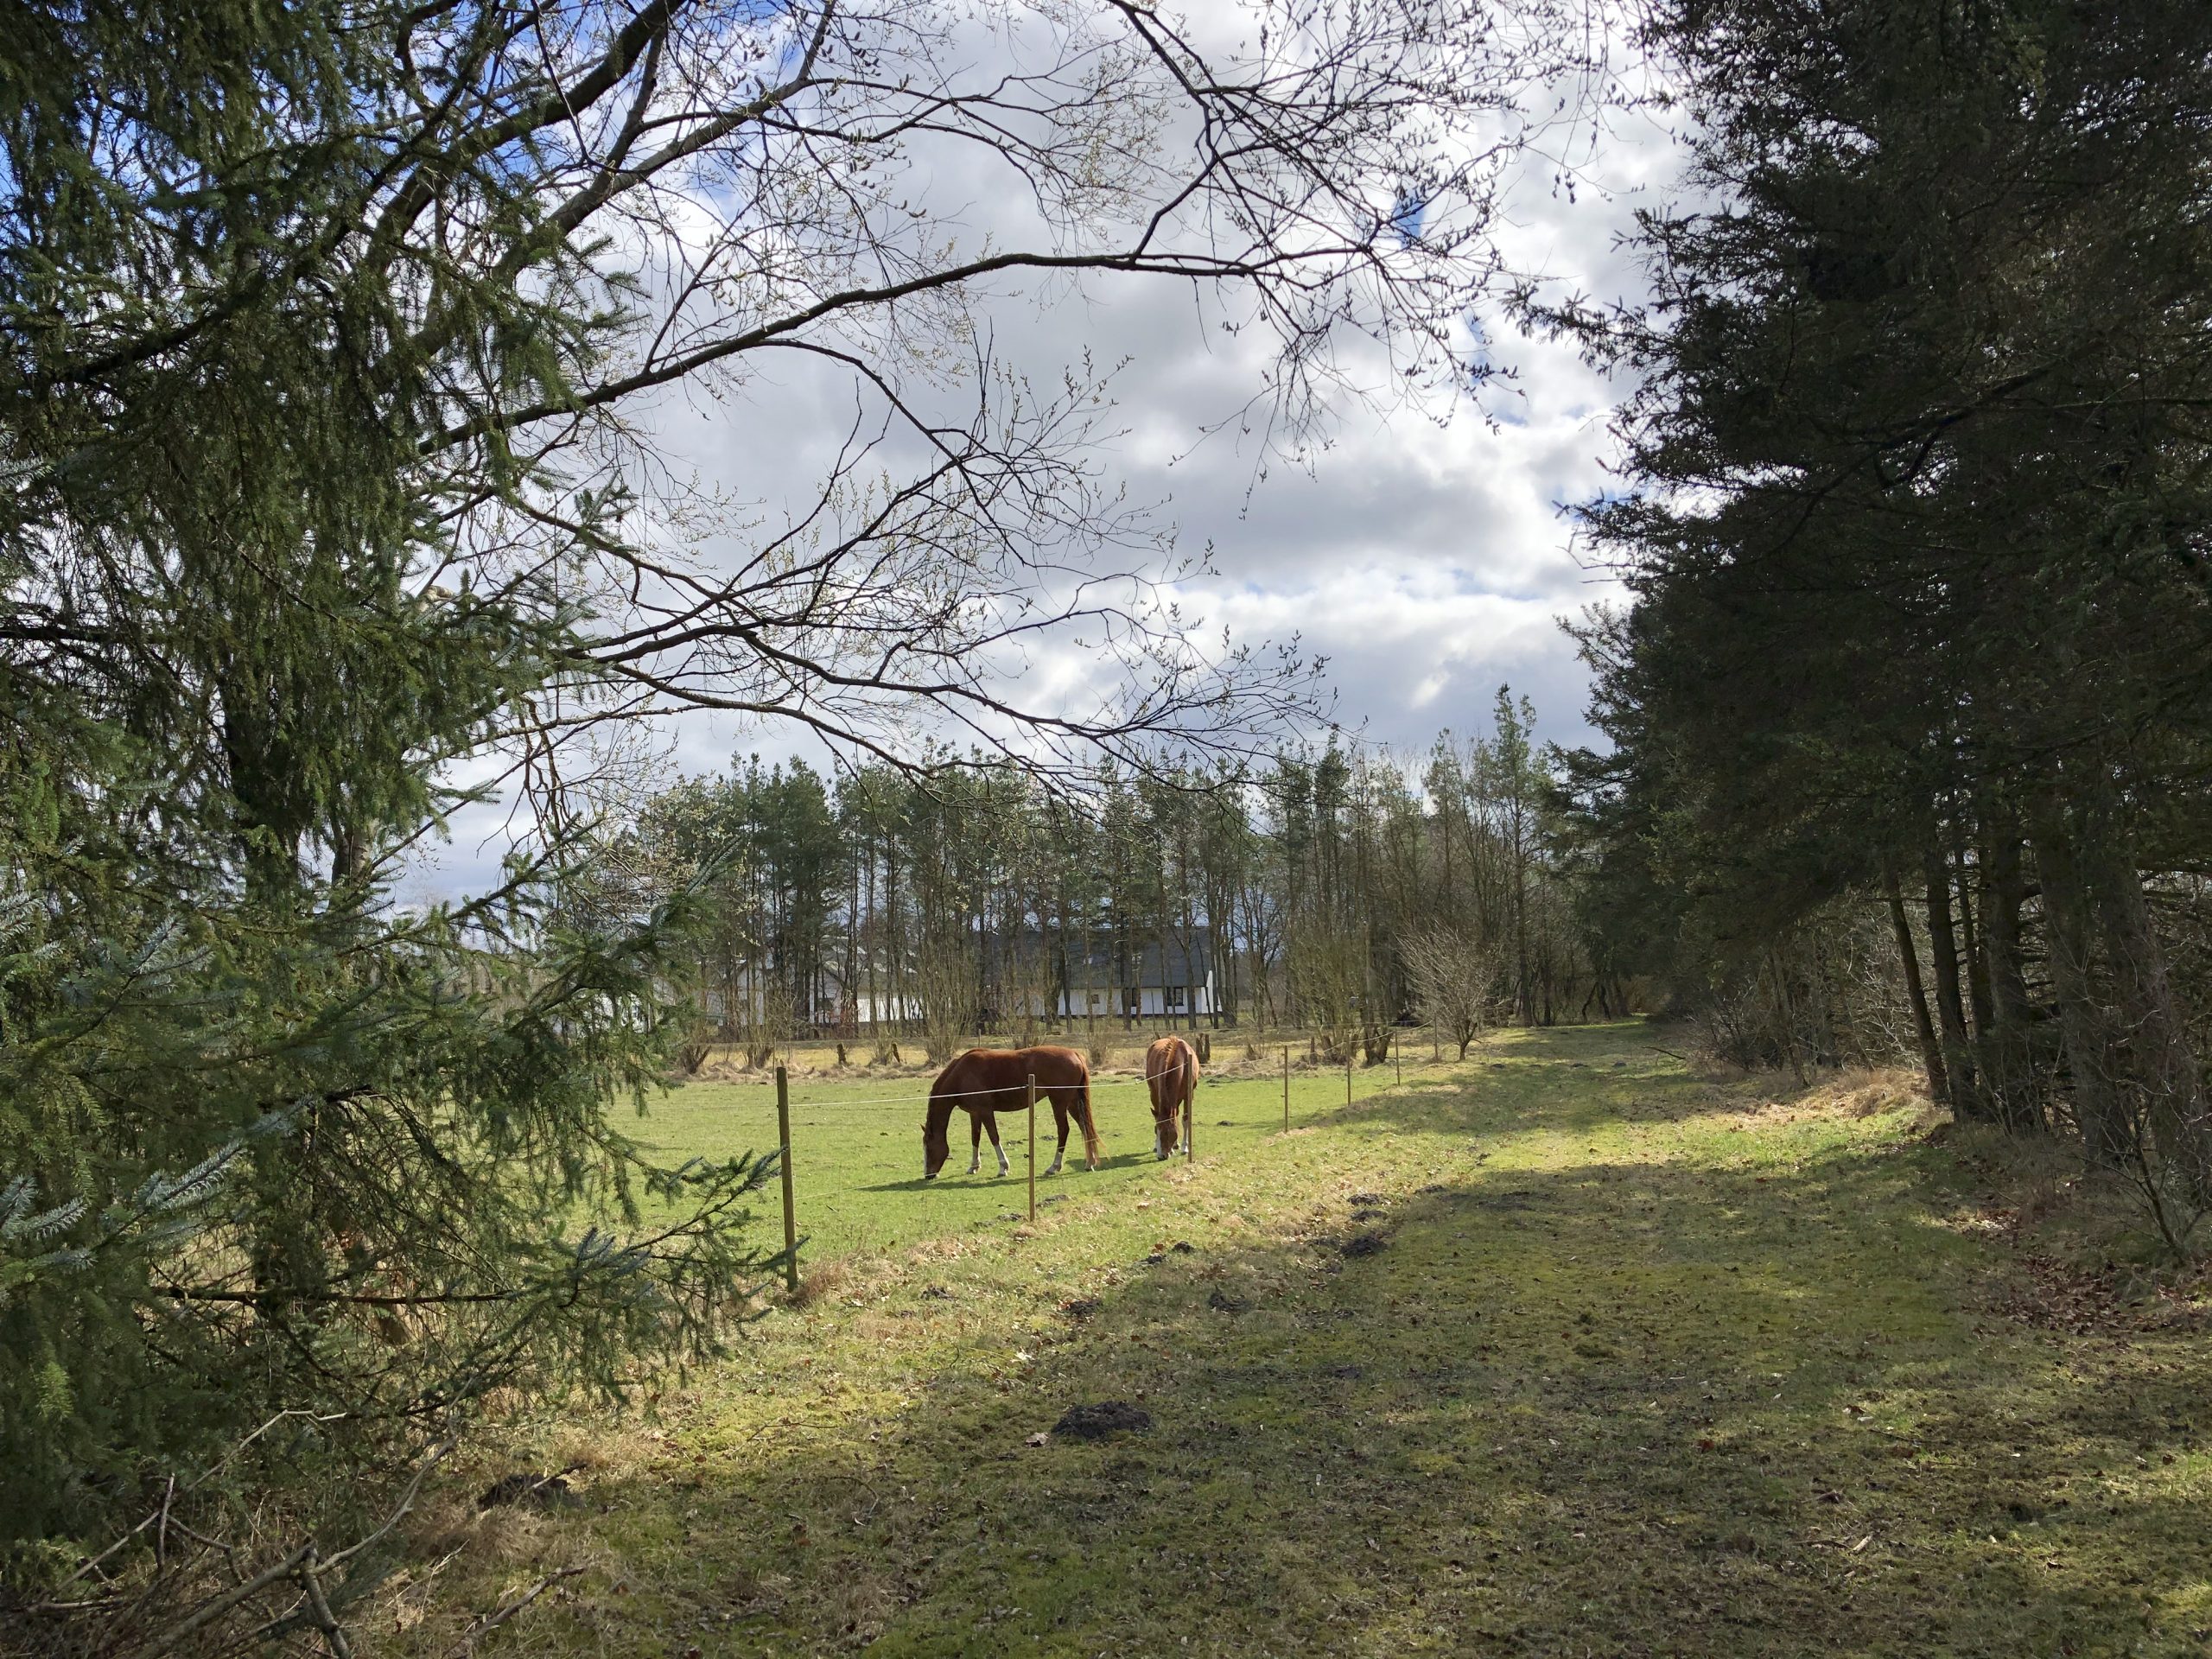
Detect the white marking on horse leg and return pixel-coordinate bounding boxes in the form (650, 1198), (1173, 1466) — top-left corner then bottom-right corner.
(996, 1145), (1010, 1177)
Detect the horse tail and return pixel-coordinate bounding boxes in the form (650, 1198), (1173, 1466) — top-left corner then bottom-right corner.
(1078, 1071), (1102, 1169)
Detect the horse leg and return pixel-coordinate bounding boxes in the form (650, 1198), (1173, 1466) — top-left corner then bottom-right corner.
(984, 1113), (1008, 1178)
(967, 1110), (982, 1176)
(1046, 1100), (1067, 1176)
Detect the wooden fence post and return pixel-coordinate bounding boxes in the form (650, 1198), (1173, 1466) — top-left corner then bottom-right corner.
(775, 1065), (798, 1294)
(1282, 1047), (1290, 1133)
(1395, 1032), (1402, 1089)
(1186, 1054), (1195, 1165)
(1345, 1050), (1352, 1107)
(1027, 1072), (1037, 1224)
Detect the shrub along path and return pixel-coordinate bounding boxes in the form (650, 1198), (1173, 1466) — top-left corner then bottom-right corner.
(399, 1023), (2212, 1656)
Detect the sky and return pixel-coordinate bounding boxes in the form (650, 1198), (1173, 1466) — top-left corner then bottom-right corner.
(413, 12), (1687, 898)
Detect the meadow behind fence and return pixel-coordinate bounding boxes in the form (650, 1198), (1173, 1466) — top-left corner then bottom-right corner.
(644, 1027), (1454, 1280)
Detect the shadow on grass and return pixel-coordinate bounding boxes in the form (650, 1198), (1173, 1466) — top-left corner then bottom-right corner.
(1316, 1031), (1738, 1146)
(530, 1095), (2212, 1656)
(855, 1150), (1168, 1196)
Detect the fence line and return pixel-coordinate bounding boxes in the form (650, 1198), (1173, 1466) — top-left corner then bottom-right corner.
(759, 1058), (1433, 1116)
(740, 1075), (1160, 1113)
(764, 1035), (1452, 1289)
(720, 1052), (1412, 1114)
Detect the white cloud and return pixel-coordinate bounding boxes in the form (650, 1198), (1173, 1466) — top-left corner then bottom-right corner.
(413, 15), (1684, 893)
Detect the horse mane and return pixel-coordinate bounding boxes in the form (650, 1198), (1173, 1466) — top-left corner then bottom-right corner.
(1144, 1034), (1198, 1103)
(921, 1050), (977, 1138)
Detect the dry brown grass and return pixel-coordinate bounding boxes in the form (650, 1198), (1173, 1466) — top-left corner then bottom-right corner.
(787, 1257), (857, 1309)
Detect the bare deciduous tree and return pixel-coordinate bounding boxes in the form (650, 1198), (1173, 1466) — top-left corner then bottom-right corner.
(917, 929), (982, 1065)
(399, 0), (1592, 817)
(1403, 924), (1502, 1059)
(1290, 924), (1366, 1063)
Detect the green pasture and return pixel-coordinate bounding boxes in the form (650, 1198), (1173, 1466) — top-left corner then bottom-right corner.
(395, 1022), (2212, 1656)
(635, 1049), (1428, 1265)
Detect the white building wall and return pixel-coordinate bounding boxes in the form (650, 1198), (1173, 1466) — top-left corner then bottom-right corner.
(1054, 972), (1217, 1019)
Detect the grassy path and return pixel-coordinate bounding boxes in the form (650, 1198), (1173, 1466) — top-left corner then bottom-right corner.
(400, 1023), (2212, 1656)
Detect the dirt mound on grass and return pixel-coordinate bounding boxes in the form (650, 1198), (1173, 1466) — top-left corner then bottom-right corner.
(1051, 1402), (1152, 1440)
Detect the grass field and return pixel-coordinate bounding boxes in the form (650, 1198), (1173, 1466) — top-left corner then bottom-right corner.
(639, 1044), (1421, 1265)
(388, 1022), (2212, 1656)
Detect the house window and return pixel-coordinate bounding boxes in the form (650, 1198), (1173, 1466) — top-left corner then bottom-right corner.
(1165, 985), (1187, 1011)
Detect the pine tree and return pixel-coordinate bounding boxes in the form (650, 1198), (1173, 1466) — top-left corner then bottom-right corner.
(1566, 0), (2212, 1210)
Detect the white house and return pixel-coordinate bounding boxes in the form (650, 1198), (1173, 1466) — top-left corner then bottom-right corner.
(1053, 938), (1218, 1021)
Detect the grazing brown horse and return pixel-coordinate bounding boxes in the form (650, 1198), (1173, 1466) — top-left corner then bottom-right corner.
(923, 1046), (1100, 1179)
(1143, 1035), (1200, 1160)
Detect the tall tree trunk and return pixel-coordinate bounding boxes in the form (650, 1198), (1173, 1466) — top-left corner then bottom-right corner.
(1514, 842), (1530, 1027)
(1183, 891), (1199, 1031)
(1885, 860), (1949, 1108)
(887, 854), (906, 1036)
(1978, 826), (2042, 1129)
(1953, 824), (1995, 1040)
(2081, 819), (2212, 1198)
(1055, 881), (1072, 1034)
(1923, 849), (1987, 1120)
(864, 846), (880, 1037)
(977, 901), (991, 1033)
(1770, 948), (1808, 1086)
(2025, 792), (2126, 1162)
(1812, 930), (1850, 1066)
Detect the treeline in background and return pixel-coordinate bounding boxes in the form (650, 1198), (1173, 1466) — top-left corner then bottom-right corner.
(577, 689), (1622, 1071)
